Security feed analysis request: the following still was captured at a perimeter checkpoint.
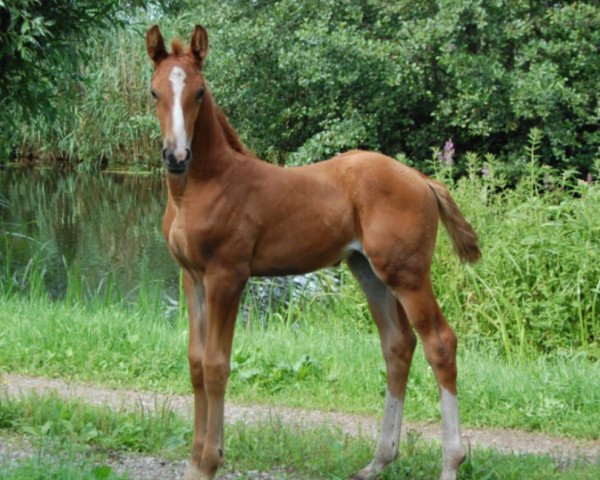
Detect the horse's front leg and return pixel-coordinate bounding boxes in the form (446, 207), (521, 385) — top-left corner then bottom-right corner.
(188, 265), (247, 480)
(181, 271), (208, 480)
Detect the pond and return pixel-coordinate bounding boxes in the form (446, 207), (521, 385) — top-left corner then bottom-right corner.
(0, 168), (335, 315)
(0, 169), (178, 300)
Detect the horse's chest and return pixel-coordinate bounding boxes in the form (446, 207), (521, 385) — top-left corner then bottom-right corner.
(167, 216), (191, 267)
(166, 210), (226, 270)
(167, 212), (211, 270)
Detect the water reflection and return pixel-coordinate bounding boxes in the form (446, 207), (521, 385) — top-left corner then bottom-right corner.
(0, 169), (336, 316)
(0, 169), (179, 301)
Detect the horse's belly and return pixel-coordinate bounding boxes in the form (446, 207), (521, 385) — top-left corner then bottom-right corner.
(250, 244), (349, 276)
(249, 217), (354, 276)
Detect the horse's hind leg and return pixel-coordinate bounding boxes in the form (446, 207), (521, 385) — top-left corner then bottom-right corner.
(347, 252), (417, 479)
(394, 278), (466, 480)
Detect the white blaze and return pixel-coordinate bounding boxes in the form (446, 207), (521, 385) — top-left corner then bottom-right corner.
(168, 66), (188, 158)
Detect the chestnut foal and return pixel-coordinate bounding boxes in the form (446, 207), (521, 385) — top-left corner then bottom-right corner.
(146, 24), (480, 480)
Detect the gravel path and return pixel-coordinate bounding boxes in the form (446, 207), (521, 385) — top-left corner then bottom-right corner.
(1, 372), (599, 479)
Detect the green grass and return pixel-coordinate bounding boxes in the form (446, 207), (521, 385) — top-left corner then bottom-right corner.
(1, 293), (599, 439)
(0, 395), (598, 480)
(0, 442), (129, 480)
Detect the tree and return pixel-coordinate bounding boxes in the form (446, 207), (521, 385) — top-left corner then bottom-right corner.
(198, 0), (600, 172)
(0, 0), (180, 114)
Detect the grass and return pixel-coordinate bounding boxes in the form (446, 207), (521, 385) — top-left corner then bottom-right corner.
(1, 293), (599, 439)
(0, 440), (129, 480)
(1, 394), (599, 480)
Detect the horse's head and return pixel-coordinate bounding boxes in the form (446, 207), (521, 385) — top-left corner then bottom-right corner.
(146, 25), (209, 174)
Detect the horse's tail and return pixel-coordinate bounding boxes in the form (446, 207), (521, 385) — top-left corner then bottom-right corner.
(426, 178), (481, 263)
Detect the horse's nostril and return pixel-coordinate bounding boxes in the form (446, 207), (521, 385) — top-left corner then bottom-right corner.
(162, 147), (189, 173)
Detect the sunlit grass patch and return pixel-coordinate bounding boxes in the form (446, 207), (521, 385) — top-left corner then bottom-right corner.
(0, 434), (130, 480)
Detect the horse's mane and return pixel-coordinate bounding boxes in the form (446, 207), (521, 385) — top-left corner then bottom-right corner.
(171, 39), (184, 56)
(214, 106), (247, 154)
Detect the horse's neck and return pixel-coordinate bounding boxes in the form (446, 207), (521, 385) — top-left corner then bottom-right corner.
(190, 91), (232, 168)
(215, 105), (246, 154)
(167, 92), (240, 200)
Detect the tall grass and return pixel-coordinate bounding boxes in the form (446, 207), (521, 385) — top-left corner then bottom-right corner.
(426, 144), (600, 360)
(13, 27), (160, 169)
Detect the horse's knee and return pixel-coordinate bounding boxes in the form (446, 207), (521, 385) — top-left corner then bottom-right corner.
(405, 301), (457, 369)
(202, 357), (230, 393)
(421, 324), (459, 392)
(425, 325), (457, 365)
(382, 328), (417, 368)
(188, 353), (204, 388)
(404, 328), (418, 354)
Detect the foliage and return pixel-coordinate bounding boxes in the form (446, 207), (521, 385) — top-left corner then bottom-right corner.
(0, 0), (180, 160)
(2, 0), (599, 172)
(192, 0), (600, 173)
(2, 148), (598, 358)
(428, 140), (600, 360)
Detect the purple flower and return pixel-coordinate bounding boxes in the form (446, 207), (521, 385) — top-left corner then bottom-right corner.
(437, 139), (455, 166)
(481, 164), (490, 177)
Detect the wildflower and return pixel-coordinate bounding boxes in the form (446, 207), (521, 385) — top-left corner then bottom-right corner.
(437, 139), (455, 166)
(481, 164), (490, 177)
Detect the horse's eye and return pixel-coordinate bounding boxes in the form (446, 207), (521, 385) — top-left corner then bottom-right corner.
(151, 89), (158, 100)
(196, 88), (205, 101)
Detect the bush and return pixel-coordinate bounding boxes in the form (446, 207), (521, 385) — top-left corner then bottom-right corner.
(0, 0), (179, 161)
(3, 0), (599, 174)
(196, 0), (600, 173)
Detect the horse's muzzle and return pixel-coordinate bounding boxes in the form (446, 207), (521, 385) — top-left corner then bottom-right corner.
(162, 147), (191, 174)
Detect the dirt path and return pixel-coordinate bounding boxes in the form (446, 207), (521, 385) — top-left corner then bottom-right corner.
(2, 372), (599, 477)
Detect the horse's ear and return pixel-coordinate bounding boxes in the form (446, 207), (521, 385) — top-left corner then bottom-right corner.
(146, 25), (168, 65)
(190, 25), (209, 67)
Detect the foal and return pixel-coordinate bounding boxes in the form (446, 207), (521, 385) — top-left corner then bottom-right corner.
(146, 24), (480, 480)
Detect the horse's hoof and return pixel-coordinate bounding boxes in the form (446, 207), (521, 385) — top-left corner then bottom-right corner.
(182, 462), (213, 480)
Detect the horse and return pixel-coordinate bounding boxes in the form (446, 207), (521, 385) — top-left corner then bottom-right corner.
(145, 24), (480, 480)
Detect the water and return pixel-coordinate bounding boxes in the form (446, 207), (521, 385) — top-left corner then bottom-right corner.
(0, 168), (180, 302)
(0, 168), (335, 313)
